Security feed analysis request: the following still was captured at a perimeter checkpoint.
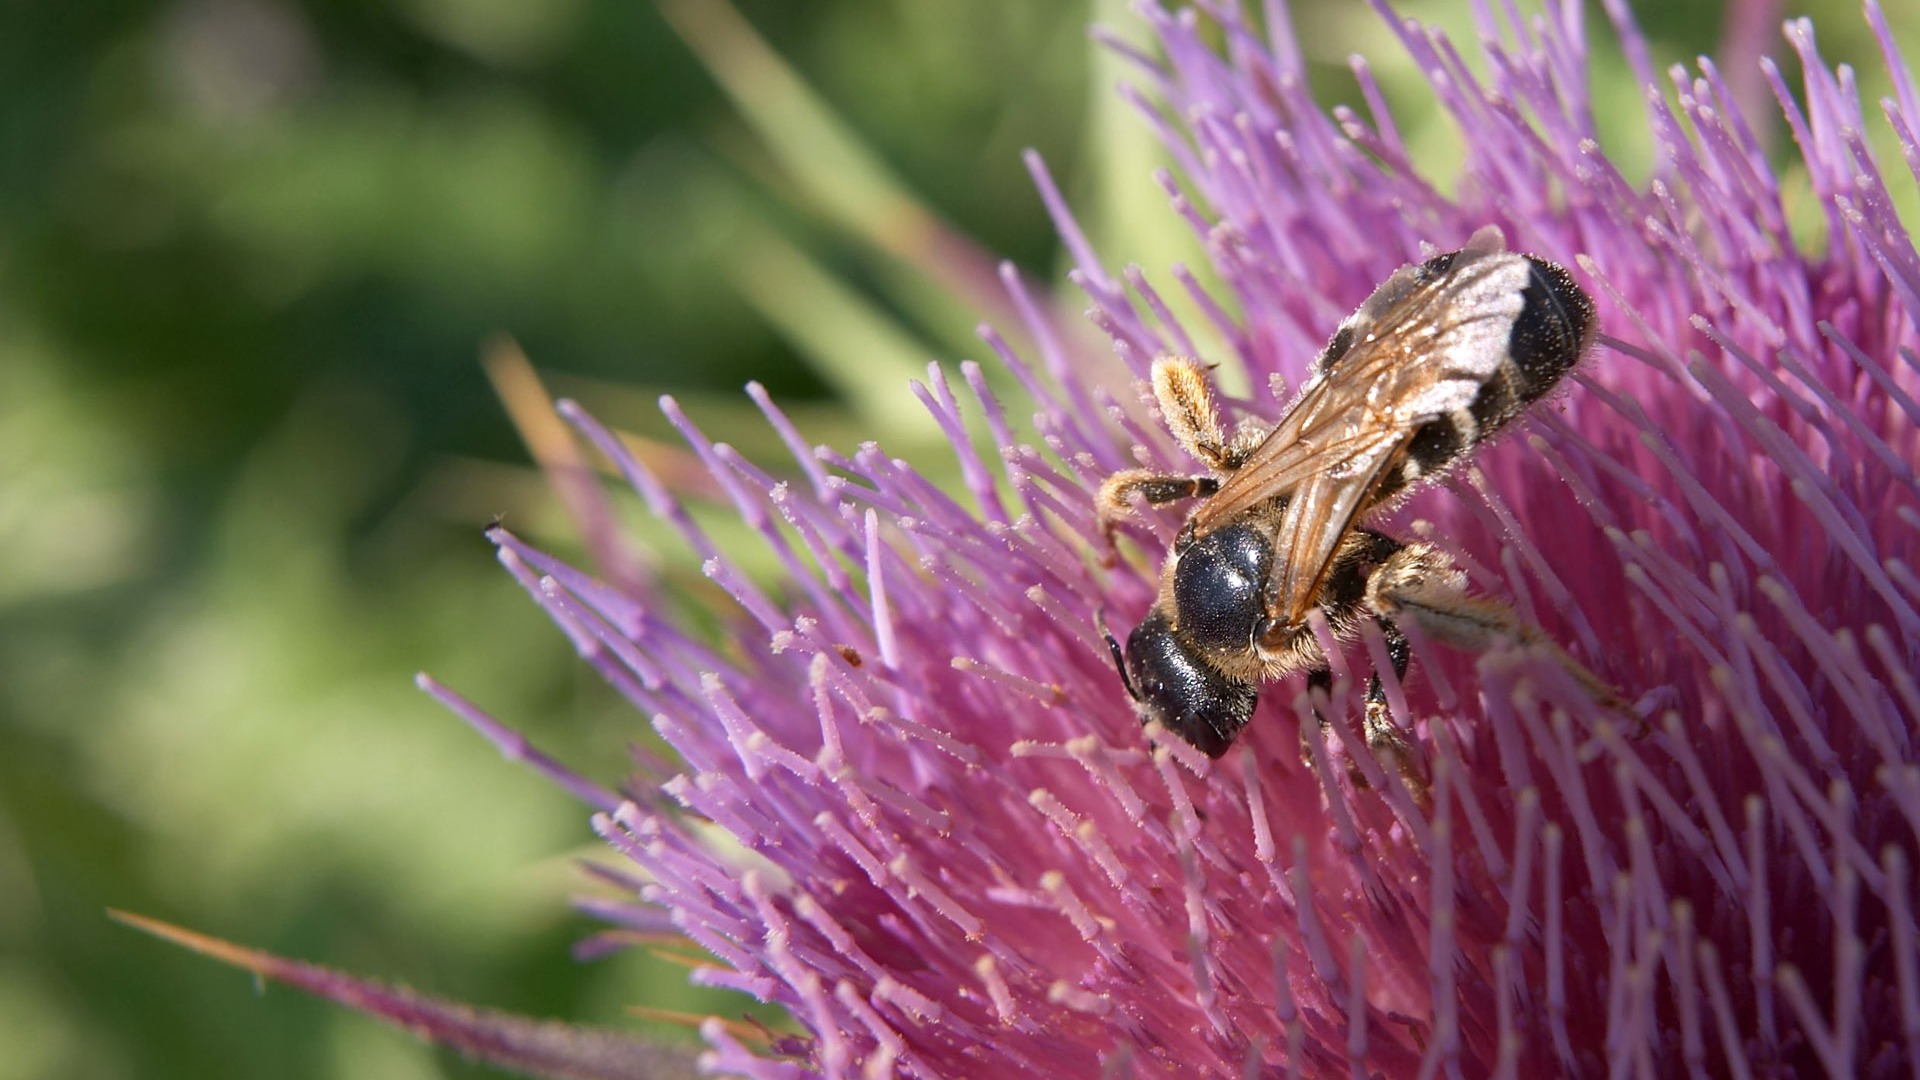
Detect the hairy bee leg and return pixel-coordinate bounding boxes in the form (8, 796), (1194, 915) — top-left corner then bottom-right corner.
(1299, 665), (1397, 793)
(1304, 667), (1333, 727)
(1361, 620), (1427, 797)
(1150, 357), (1268, 470)
(1362, 620), (1410, 746)
(1299, 666), (1334, 772)
(1150, 357), (1232, 468)
(1099, 357), (1269, 552)
(1094, 469), (1220, 553)
(1363, 541), (1513, 649)
(1365, 541), (1634, 722)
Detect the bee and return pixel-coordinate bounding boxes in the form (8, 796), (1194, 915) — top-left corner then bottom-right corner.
(1098, 226), (1612, 766)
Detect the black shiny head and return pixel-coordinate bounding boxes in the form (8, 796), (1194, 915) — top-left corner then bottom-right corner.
(1120, 610), (1257, 758)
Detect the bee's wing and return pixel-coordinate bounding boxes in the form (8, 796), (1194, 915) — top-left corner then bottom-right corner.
(1191, 244), (1530, 532)
(1262, 431), (1410, 627)
(1191, 234), (1534, 624)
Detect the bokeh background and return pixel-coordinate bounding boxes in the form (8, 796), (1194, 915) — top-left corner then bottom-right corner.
(2, 1), (1910, 1077)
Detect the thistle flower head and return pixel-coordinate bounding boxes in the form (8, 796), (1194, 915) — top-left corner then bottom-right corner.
(431, 2), (1920, 1075)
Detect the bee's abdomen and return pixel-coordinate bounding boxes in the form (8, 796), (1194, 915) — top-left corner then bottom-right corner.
(1377, 256), (1594, 501)
(1479, 256), (1594, 422)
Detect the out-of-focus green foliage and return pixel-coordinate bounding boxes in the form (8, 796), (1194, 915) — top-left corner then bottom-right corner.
(1, 3), (1090, 1075)
(0, 0), (1905, 1076)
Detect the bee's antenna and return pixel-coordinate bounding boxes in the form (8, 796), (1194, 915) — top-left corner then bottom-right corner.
(1094, 609), (1138, 702)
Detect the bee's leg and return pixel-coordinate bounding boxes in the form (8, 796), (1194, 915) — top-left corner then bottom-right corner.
(1362, 620), (1410, 742)
(1100, 357), (1268, 553)
(1361, 618), (1423, 794)
(1363, 541), (1512, 652)
(1150, 357), (1267, 470)
(1365, 541), (1634, 722)
(1094, 469), (1219, 553)
(1298, 666), (1334, 771)
(1300, 663), (1405, 794)
(1304, 666), (1333, 726)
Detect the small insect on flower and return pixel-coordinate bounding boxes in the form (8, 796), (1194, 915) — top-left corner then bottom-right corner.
(1099, 226), (1611, 770)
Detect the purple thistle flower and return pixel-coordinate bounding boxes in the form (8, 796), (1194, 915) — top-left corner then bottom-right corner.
(409, 1), (1920, 1076)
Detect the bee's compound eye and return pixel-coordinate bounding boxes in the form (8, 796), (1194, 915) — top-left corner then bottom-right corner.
(1124, 611), (1257, 758)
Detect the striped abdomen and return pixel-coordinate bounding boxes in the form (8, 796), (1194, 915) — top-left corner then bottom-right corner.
(1373, 256), (1595, 503)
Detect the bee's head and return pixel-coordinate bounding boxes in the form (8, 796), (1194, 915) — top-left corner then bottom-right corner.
(1102, 608), (1256, 759)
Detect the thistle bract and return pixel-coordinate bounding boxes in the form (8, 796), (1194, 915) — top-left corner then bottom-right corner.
(437, 2), (1920, 1075)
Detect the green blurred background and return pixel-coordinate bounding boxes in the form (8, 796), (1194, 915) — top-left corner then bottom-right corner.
(0, 1), (1905, 1077)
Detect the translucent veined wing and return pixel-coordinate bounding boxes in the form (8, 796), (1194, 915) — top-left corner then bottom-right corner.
(1259, 431), (1412, 628)
(1189, 227), (1535, 625)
